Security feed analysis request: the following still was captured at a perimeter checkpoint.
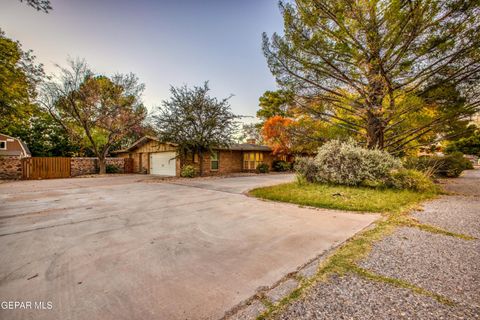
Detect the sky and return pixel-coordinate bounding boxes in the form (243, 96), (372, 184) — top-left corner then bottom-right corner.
(0, 0), (284, 122)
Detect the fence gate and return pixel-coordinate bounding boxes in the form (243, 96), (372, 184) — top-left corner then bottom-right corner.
(22, 157), (71, 180)
(124, 158), (134, 173)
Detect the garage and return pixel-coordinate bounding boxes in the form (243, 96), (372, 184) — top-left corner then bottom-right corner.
(150, 152), (176, 176)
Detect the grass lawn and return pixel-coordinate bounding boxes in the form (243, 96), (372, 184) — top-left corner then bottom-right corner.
(250, 182), (437, 213)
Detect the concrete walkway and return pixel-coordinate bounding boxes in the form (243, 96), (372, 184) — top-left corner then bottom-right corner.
(0, 174), (377, 320)
(275, 169), (480, 320)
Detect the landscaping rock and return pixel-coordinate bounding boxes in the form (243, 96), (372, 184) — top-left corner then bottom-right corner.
(228, 300), (266, 320)
(298, 260), (319, 279)
(359, 227), (480, 307)
(266, 278), (299, 304)
(441, 169), (480, 197)
(413, 196), (480, 238)
(275, 274), (480, 320)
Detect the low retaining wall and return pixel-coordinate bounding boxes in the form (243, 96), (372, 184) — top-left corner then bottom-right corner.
(0, 157), (23, 179)
(70, 158), (127, 176)
(0, 157), (131, 180)
(71, 158), (98, 176)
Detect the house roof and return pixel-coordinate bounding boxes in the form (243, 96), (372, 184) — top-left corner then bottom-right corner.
(19, 140), (31, 156)
(112, 136), (272, 153)
(0, 133), (31, 157)
(0, 150), (25, 156)
(111, 136), (177, 153)
(220, 143), (272, 152)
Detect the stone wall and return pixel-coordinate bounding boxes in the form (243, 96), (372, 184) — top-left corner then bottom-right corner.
(0, 157), (23, 179)
(106, 158), (126, 173)
(70, 158), (98, 177)
(70, 158), (127, 177)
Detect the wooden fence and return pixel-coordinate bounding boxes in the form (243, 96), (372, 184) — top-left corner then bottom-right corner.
(20, 157), (133, 180)
(22, 157), (71, 180)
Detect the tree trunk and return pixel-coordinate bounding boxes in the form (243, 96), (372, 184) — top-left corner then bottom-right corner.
(366, 112), (385, 149)
(364, 10), (386, 150)
(198, 149), (204, 176)
(98, 157), (107, 174)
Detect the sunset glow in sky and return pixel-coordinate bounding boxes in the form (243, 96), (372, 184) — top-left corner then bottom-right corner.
(1, 0), (284, 120)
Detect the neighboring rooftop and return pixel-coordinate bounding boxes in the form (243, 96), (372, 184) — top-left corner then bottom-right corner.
(0, 133), (31, 157)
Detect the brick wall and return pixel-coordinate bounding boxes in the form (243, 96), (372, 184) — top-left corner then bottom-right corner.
(0, 157), (23, 179)
(202, 150), (243, 176)
(180, 150), (273, 176)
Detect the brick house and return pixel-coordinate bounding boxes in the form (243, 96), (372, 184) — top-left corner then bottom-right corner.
(0, 133), (31, 158)
(112, 136), (278, 176)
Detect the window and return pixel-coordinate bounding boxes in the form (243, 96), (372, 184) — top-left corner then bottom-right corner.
(0, 141), (6, 150)
(210, 151), (219, 170)
(243, 152), (263, 170)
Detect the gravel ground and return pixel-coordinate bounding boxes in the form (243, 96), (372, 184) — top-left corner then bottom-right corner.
(440, 169), (480, 197)
(360, 227), (480, 306)
(412, 169), (480, 238)
(413, 196), (480, 238)
(274, 169), (480, 319)
(275, 274), (479, 320)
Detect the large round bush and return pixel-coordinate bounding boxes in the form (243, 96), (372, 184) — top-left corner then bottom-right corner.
(298, 140), (401, 186)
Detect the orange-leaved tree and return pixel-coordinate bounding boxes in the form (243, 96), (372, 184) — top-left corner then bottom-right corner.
(262, 115), (294, 155)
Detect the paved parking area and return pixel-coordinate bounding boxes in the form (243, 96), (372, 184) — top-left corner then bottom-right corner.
(0, 174), (377, 320)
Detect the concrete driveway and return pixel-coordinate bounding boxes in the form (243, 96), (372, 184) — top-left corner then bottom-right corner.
(0, 174), (377, 320)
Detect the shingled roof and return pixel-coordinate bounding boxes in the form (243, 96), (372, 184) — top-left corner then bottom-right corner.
(219, 143), (271, 151)
(112, 136), (271, 153)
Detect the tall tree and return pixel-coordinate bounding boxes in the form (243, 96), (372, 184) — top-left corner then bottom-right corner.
(40, 60), (147, 173)
(444, 127), (480, 156)
(6, 108), (82, 157)
(0, 30), (78, 156)
(263, 0), (480, 150)
(257, 90), (294, 121)
(154, 82), (239, 176)
(0, 29), (44, 131)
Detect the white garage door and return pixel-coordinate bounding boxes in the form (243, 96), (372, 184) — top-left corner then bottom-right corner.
(150, 152), (176, 176)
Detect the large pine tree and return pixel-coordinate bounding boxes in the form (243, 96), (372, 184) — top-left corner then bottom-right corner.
(263, 0), (480, 150)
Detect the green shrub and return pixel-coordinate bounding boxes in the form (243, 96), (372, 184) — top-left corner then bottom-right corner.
(403, 156), (437, 175)
(272, 160), (291, 172)
(311, 139), (401, 186)
(444, 131), (480, 156)
(106, 164), (120, 173)
(465, 159), (475, 169)
(294, 157), (319, 183)
(440, 152), (473, 177)
(256, 163), (270, 173)
(295, 174), (309, 185)
(386, 169), (435, 192)
(180, 165), (196, 178)
(404, 152), (473, 178)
